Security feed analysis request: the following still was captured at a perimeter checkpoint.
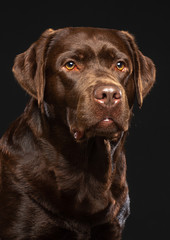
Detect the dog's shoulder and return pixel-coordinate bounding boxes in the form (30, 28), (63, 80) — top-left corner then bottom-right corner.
(0, 99), (43, 157)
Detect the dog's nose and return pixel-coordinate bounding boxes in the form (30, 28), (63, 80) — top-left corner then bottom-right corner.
(94, 85), (122, 107)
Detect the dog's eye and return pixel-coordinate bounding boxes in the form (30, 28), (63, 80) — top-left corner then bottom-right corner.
(116, 61), (125, 71)
(65, 61), (76, 70)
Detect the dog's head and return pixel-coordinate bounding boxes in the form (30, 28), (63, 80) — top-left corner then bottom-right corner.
(13, 27), (156, 141)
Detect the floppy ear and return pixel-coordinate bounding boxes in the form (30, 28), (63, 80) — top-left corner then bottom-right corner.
(121, 31), (156, 108)
(12, 28), (55, 109)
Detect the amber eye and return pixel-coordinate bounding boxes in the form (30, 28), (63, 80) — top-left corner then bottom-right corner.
(116, 61), (125, 71)
(65, 61), (76, 70)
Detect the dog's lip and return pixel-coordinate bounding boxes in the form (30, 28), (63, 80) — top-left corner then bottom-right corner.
(71, 118), (116, 141)
(102, 118), (113, 122)
(73, 130), (84, 140)
(71, 127), (85, 141)
(97, 118), (114, 127)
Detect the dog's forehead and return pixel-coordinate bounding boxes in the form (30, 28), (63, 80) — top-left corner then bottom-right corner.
(50, 27), (129, 55)
(63, 27), (119, 43)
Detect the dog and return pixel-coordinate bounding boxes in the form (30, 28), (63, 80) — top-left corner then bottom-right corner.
(0, 27), (156, 239)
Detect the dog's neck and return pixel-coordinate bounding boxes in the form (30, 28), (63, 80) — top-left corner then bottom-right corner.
(0, 98), (128, 217)
(20, 99), (125, 186)
(24, 99), (126, 169)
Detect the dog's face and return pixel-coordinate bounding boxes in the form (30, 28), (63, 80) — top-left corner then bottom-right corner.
(12, 27), (156, 141)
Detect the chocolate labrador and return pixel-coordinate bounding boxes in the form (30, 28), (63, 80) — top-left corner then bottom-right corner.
(0, 27), (156, 240)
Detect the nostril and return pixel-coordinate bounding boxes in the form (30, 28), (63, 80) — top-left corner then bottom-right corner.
(113, 91), (122, 100)
(102, 93), (107, 99)
(94, 87), (106, 100)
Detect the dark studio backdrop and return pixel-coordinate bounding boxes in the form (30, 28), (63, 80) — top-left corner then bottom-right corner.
(0, 2), (169, 239)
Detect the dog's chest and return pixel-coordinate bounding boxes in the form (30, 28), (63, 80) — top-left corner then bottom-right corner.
(53, 139), (115, 216)
(55, 167), (114, 217)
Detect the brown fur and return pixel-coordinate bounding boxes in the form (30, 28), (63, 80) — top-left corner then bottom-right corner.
(0, 27), (155, 239)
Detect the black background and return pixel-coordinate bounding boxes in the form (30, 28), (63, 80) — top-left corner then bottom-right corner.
(0, 2), (169, 239)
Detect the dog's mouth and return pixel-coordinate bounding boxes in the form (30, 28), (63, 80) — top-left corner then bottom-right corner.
(71, 117), (122, 142)
(67, 106), (128, 142)
(97, 117), (114, 127)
